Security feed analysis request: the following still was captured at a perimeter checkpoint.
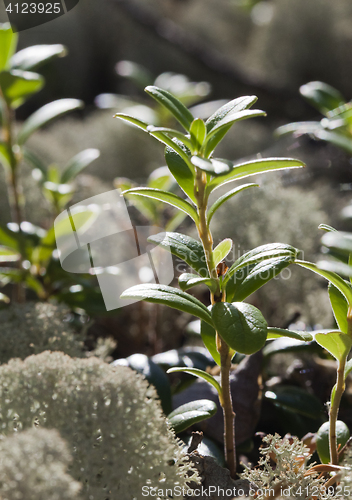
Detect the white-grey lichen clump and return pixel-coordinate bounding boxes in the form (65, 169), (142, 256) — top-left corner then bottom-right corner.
(0, 351), (199, 499)
(0, 302), (85, 363)
(0, 428), (81, 500)
(241, 434), (336, 500)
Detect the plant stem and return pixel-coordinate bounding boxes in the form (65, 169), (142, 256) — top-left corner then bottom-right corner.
(194, 167), (236, 477)
(329, 357), (346, 465)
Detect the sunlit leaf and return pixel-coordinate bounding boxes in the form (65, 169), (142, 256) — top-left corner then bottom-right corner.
(61, 149), (100, 184)
(168, 399), (217, 433)
(213, 239), (232, 267)
(0, 70), (44, 108)
(0, 23), (18, 72)
(145, 85), (194, 131)
(314, 331), (352, 362)
(207, 183), (258, 225)
(10, 44), (67, 70)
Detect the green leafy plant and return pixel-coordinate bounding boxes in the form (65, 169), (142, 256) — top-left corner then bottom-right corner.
(0, 24), (102, 309)
(116, 85), (306, 477)
(276, 81), (352, 155)
(292, 228), (352, 467)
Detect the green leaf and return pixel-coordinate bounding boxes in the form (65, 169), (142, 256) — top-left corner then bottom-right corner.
(213, 238), (232, 267)
(207, 183), (258, 225)
(18, 99), (84, 145)
(114, 113), (149, 131)
(122, 187), (199, 223)
(145, 85), (194, 131)
(0, 70), (44, 107)
(10, 44), (67, 70)
(212, 302), (267, 355)
(0, 23), (18, 72)
(266, 327), (313, 342)
(299, 81), (345, 115)
(321, 231), (352, 258)
(314, 129), (352, 155)
(0, 224), (21, 251)
(225, 243), (298, 284)
(146, 125), (193, 150)
(202, 109), (266, 158)
(329, 283), (348, 334)
(345, 359), (352, 380)
(61, 149), (100, 184)
(265, 385), (323, 419)
(227, 256), (294, 302)
(275, 121), (323, 137)
(314, 331), (352, 362)
(147, 166), (174, 191)
(296, 260), (352, 307)
(207, 158), (305, 193)
(0, 142), (10, 170)
(201, 317), (221, 366)
(147, 232), (208, 278)
(316, 420), (350, 464)
(168, 399), (217, 434)
(317, 260), (352, 278)
(206, 95), (258, 131)
(165, 145), (196, 203)
(147, 130), (194, 169)
(178, 273), (218, 293)
(191, 156), (232, 176)
(0, 245), (20, 263)
(190, 118), (206, 152)
(167, 367), (221, 396)
(263, 337), (316, 357)
(120, 283), (213, 325)
(319, 224), (337, 233)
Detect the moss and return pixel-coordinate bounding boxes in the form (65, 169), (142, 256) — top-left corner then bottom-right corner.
(0, 351), (199, 499)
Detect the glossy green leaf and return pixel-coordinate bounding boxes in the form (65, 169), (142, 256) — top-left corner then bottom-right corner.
(316, 420), (350, 464)
(225, 243), (297, 284)
(191, 156), (232, 176)
(0, 70), (44, 107)
(207, 158), (305, 193)
(190, 118), (207, 152)
(18, 99), (84, 145)
(227, 256), (294, 302)
(168, 399), (217, 433)
(201, 317), (221, 366)
(148, 130), (194, 169)
(300, 81), (345, 115)
(206, 95), (258, 131)
(296, 260), (352, 307)
(314, 331), (352, 362)
(0, 245), (20, 263)
(213, 239), (232, 267)
(10, 44), (66, 70)
(165, 145), (196, 203)
(329, 283), (348, 334)
(319, 223), (337, 233)
(345, 359), (352, 380)
(61, 149), (100, 184)
(178, 273), (218, 293)
(212, 302), (267, 355)
(145, 85), (194, 131)
(266, 327), (313, 342)
(207, 183), (258, 225)
(0, 23), (17, 72)
(123, 187), (199, 223)
(265, 385), (323, 419)
(114, 113), (149, 131)
(167, 367), (221, 396)
(120, 283), (213, 324)
(146, 125), (193, 150)
(147, 232), (208, 277)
